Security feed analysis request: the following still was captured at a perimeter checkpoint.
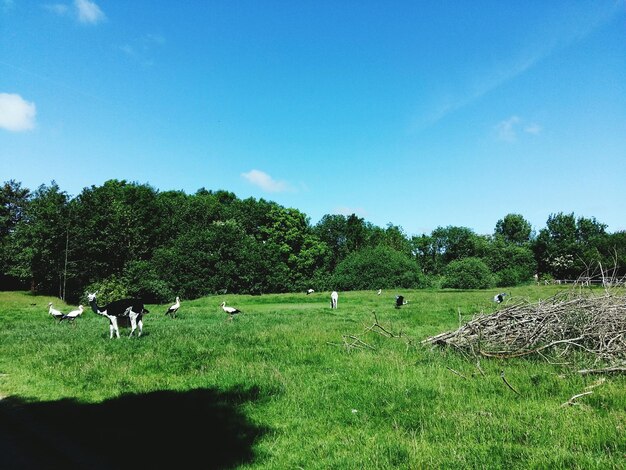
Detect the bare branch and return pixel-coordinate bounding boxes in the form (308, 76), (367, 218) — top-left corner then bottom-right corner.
(561, 391), (593, 407)
(500, 370), (521, 396)
(446, 367), (468, 380)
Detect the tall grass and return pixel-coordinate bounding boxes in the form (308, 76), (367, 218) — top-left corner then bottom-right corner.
(0, 287), (624, 469)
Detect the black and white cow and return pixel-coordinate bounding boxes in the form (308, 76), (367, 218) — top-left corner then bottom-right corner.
(87, 292), (149, 338)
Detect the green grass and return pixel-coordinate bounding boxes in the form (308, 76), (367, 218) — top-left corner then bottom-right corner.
(0, 287), (624, 469)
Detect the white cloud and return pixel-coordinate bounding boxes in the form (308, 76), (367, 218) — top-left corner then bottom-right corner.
(0, 93), (36, 132)
(44, 0), (104, 24)
(119, 34), (166, 66)
(74, 0), (105, 24)
(495, 116), (520, 142)
(241, 169), (291, 193)
(524, 123), (542, 135)
(495, 116), (541, 142)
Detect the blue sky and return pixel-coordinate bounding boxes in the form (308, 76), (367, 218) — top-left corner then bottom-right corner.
(1, 0), (625, 236)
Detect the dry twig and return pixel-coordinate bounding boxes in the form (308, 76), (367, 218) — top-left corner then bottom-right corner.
(560, 391), (593, 407)
(500, 370), (521, 396)
(446, 367), (468, 380)
(422, 279), (626, 368)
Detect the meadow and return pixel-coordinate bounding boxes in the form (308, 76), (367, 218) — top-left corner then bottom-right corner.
(0, 286), (624, 469)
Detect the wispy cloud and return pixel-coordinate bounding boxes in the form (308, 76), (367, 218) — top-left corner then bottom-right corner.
(44, 0), (105, 24)
(75, 0), (105, 24)
(119, 34), (166, 66)
(415, 4), (623, 129)
(495, 116), (521, 142)
(524, 123), (542, 135)
(241, 169), (292, 193)
(0, 93), (36, 132)
(495, 116), (542, 142)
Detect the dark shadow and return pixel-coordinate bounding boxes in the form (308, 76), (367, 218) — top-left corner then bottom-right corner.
(0, 387), (269, 470)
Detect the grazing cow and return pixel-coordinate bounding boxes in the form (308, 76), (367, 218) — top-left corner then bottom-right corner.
(87, 292), (149, 338)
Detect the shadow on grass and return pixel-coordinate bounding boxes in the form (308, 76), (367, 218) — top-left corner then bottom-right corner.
(0, 387), (268, 470)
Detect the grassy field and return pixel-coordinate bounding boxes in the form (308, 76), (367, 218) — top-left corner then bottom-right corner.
(0, 286), (624, 469)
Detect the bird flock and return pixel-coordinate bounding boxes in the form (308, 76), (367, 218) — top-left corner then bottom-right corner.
(44, 289), (508, 338)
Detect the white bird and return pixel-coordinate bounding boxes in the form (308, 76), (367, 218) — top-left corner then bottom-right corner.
(330, 291), (338, 309)
(60, 305), (83, 322)
(165, 296), (181, 317)
(48, 302), (64, 321)
(220, 301), (241, 320)
(493, 293), (507, 304)
(377, 289), (382, 296)
(306, 288), (315, 295)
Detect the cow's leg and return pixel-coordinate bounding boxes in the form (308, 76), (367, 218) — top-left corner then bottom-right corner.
(129, 313), (137, 337)
(137, 318), (143, 337)
(111, 317), (120, 338)
(109, 322), (114, 339)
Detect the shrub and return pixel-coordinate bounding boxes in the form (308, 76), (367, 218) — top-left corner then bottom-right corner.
(495, 267), (529, 287)
(442, 257), (494, 289)
(332, 246), (426, 291)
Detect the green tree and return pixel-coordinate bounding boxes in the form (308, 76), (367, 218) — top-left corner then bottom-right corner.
(345, 214), (367, 253)
(380, 223), (412, 255)
(8, 182), (69, 295)
(0, 180), (30, 238)
(533, 213), (608, 279)
(534, 213), (577, 278)
(0, 180), (31, 288)
(70, 180), (162, 288)
(415, 226), (479, 274)
(603, 231), (626, 277)
(152, 220), (286, 298)
(494, 213), (533, 245)
(483, 238), (536, 287)
(314, 214), (349, 269)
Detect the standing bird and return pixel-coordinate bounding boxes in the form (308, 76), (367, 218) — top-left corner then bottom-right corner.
(493, 293), (507, 304)
(60, 305), (83, 323)
(165, 296), (181, 318)
(377, 289), (382, 296)
(220, 301), (241, 321)
(306, 288), (315, 295)
(48, 302), (64, 321)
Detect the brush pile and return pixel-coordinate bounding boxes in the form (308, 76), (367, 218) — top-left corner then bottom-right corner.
(423, 289), (626, 369)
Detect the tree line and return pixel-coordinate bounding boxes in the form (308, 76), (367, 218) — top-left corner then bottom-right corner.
(1, 179), (624, 303)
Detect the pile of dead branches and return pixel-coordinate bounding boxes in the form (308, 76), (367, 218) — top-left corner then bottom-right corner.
(422, 290), (626, 370)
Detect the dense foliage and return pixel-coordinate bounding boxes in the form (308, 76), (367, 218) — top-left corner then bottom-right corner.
(442, 257), (494, 289)
(1, 180), (624, 301)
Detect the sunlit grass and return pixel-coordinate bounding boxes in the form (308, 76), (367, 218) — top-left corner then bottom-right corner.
(0, 287), (624, 468)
